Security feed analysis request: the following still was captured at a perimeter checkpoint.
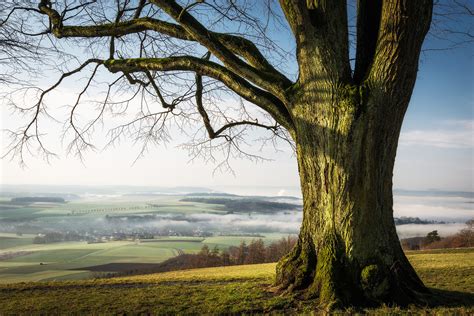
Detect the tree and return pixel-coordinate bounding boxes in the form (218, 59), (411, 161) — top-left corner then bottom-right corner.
(466, 219), (474, 230)
(458, 219), (474, 247)
(0, 2), (46, 85)
(211, 245), (220, 257)
(220, 250), (231, 266)
(265, 235), (297, 262)
(235, 241), (248, 265)
(2, 0), (472, 309)
(199, 244), (210, 257)
(245, 239), (266, 264)
(425, 230), (441, 244)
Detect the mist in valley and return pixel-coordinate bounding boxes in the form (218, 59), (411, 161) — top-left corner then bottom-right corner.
(0, 185), (472, 240)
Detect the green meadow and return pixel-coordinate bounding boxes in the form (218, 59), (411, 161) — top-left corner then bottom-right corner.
(2, 194), (472, 314)
(0, 248), (472, 315)
(0, 195), (287, 283)
(0, 235), (283, 283)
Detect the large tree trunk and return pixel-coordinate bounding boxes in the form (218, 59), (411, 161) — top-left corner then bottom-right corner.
(275, 84), (427, 308)
(275, 0), (433, 309)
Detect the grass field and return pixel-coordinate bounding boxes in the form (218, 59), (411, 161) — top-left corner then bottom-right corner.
(0, 234), (285, 283)
(0, 240), (195, 283)
(0, 248), (472, 315)
(0, 194), (291, 283)
(0, 195), (227, 222)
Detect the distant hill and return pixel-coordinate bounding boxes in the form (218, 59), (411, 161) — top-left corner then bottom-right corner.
(394, 216), (447, 225)
(0, 184), (214, 196)
(394, 189), (474, 199)
(10, 197), (66, 204)
(180, 197), (300, 213)
(185, 192), (302, 200)
(185, 192), (239, 197)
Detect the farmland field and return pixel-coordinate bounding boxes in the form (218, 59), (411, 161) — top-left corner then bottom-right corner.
(1, 188), (472, 286)
(0, 194), (291, 283)
(0, 236), (285, 283)
(0, 248), (472, 314)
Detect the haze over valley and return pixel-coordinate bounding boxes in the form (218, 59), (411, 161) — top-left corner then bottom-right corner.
(0, 184), (471, 283)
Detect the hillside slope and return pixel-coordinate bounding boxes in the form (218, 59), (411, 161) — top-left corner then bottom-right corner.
(1, 248), (473, 314)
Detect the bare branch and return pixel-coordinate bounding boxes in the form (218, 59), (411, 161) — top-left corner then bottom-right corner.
(36, 0), (291, 90)
(103, 56), (294, 134)
(149, 0), (291, 100)
(2, 58), (103, 164)
(194, 62), (281, 140)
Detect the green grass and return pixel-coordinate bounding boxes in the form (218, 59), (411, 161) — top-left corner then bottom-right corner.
(0, 236), (34, 249)
(0, 206), (43, 220)
(406, 250), (474, 293)
(0, 196), (222, 221)
(0, 233), (283, 283)
(96, 245), (178, 258)
(5, 249), (97, 263)
(0, 248), (472, 315)
(0, 195), (257, 232)
(0, 238), (272, 283)
(0, 241), (183, 283)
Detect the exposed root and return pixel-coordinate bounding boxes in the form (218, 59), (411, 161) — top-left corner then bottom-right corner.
(386, 257), (430, 306)
(276, 237), (429, 310)
(275, 235), (317, 293)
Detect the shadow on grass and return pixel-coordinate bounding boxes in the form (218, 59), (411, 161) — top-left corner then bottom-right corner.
(424, 288), (474, 308)
(270, 288), (474, 314)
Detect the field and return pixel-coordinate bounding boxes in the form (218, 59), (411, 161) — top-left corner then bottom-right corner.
(0, 192), (473, 313)
(0, 195), (228, 221)
(0, 235), (286, 283)
(0, 194), (293, 283)
(0, 248), (473, 314)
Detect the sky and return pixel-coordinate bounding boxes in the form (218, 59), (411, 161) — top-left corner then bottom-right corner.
(0, 3), (473, 194)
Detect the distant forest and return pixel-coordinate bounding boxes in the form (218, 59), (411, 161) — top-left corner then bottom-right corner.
(10, 197), (65, 204)
(94, 236), (298, 278)
(180, 198), (300, 213)
(394, 217), (447, 225)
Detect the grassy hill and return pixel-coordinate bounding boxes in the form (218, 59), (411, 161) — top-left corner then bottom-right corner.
(1, 248), (473, 315)
(0, 234), (289, 283)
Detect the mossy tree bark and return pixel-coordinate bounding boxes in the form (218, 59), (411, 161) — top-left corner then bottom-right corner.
(275, 0), (433, 308)
(276, 85), (427, 307)
(34, 0), (434, 309)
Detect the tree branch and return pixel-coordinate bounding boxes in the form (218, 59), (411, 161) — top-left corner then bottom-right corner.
(195, 69), (280, 140)
(36, 0), (291, 94)
(368, 0), (433, 92)
(103, 56), (295, 135)
(2, 58), (103, 164)
(279, 0), (351, 84)
(149, 0), (291, 101)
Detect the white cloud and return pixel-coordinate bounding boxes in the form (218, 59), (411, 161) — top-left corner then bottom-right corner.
(399, 120), (473, 149)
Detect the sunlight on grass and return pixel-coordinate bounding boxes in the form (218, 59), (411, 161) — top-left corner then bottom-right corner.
(0, 249), (472, 315)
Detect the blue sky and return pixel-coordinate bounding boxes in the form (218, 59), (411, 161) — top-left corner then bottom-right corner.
(392, 33), (473, 191)
(407, 48), (473, 128)
(0, 3), (472, 193)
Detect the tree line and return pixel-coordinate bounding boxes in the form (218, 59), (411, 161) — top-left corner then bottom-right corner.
(96, 236), (297, 278)
(200, 236), (297, 266)
(401, 220), (474, 250)
(33, 231), (83, 244)
(153, 236), (298, 271)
